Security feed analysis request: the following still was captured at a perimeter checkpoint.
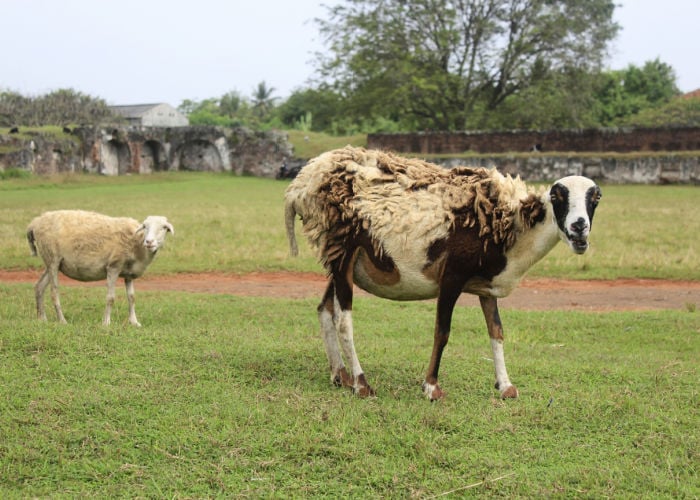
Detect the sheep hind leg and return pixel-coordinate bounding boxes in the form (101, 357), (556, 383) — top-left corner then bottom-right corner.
(333, 274), (374, 397)
(34, 268), (51, 321)
(318, 281), (352, 389)
(479, 296), (518, 399)
(44, 263), (67, 324)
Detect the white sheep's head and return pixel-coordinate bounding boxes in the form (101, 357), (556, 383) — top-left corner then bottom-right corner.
(548, 176), (602, 255)
(137, 216), (174, 252)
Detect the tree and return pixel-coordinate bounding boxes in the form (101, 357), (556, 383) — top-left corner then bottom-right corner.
(315, 0), (619, 130)
(251, 81), (278, 121)
(277, 87), (343, 132)
(622, 94), (700, 128)
(0, 90), (30, 127)
(0, 88), (114, 127)
(593, 59), (680, 126)
(179, 92), (255, 127)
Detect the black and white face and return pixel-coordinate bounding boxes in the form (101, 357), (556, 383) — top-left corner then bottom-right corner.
(549, 176), (602, 255)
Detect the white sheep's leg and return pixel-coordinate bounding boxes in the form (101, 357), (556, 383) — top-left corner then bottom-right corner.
(125, 278), (141, 327)
(103, 269), (120, 326)
(46, 263), (67, 324)
(479, 296), (518, 399)
(34, 268), (52, 321)
(333, 278), (374, 397)
(318, 282), (352, 389)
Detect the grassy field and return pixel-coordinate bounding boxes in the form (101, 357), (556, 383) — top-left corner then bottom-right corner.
(0, 288), (697, 497)
(0, 173), (698, 497)
(286, 130), (367, 159)
(0, 172), (698, 279)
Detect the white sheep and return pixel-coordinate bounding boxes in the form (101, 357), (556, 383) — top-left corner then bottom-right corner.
(26, 209), (174, 326)
(285, 147), (602, 400)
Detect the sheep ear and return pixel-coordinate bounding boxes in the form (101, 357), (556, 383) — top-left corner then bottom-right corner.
(165, 222), (174, 235)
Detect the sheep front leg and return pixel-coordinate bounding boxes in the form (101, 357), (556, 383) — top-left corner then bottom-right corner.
(125, 278), (141, 327)
(103, 268), (120, 326)
(479, 296), (518, 399)
(35, 268), (51, 321)
(422, 284), (462, 401)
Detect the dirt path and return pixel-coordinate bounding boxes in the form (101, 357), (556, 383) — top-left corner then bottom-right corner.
(3, 270), (699, 312)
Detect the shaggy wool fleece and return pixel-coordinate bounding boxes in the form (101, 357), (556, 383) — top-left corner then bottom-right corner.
(285, 146), (545, 270)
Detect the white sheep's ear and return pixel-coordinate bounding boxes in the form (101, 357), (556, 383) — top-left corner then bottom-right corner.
(136, 223), (146, 233)
(165, 222), (174, 235)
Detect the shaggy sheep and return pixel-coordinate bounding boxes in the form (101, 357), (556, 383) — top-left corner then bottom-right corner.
(26, 210), (174, 326)
(285, 146), (601, 400)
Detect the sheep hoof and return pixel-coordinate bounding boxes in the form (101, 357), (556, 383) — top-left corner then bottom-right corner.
(354, 385), (376, 398)
(500, 385), (519, 399)
(332, 367), (353, 388)
(422, 381), (445, 401)
(353, 373), (375, 397)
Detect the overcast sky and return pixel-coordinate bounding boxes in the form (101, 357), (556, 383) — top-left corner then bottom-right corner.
(2, 0), (698, 108)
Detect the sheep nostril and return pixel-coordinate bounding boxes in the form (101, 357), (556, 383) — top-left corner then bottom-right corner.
(570, 218), (588, 234)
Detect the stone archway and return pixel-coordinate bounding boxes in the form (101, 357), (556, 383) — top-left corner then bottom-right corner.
(102, 139), (131, 175)
(177, 140), (223, 172)
(140, 140), (167, 173)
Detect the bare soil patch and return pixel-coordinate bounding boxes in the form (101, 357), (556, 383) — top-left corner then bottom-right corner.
(3, 270), (699, 312)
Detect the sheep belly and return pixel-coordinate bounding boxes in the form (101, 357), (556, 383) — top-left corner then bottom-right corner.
(353, 259), (439, 301)
(58, 259), (109, 282)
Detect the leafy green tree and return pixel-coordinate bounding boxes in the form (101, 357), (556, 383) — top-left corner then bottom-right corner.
(0, 90), (30, 127)
(315, 0), (619, 131)
(0, 88), (114, 127)
(219, 91), (246, 119)
(593, 58), (680, 126)
(622, 94), (700, 128)
(277, 87), (343, 132)
(251, 81), (278, 121)
(180, 92), (254, 127)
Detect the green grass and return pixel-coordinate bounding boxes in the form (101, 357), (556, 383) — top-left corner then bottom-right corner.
(1, 172), (699, 279)
(286, 129), (366, 159)
(0, 173), (698, 496)
(0, 285), (697, 497)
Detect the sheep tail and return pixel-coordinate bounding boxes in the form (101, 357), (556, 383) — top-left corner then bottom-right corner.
(27, 229), (38, 256)
(285, 200), (299, 257)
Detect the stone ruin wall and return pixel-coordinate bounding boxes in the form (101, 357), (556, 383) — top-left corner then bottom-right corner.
(368, 127), (700, 154)
(367, 127), (700, 184)
(2, 126), (700, 183)
(0, 126), (293, 178)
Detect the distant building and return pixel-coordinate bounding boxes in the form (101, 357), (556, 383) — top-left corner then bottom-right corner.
(109, 103), (189, 127)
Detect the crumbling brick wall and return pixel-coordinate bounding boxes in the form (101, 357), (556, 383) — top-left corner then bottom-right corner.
(368, 127), (700, 154)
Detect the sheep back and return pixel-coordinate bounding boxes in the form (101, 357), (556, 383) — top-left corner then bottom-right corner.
(27, 210), (149, 282)
(285, 146), (544, 271)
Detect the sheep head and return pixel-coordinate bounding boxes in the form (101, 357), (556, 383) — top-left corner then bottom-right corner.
(548, 176), (601, 255)
(137, 216), (174, 252)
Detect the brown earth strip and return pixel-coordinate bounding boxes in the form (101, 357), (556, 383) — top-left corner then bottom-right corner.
(2, 270), (699, 312)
